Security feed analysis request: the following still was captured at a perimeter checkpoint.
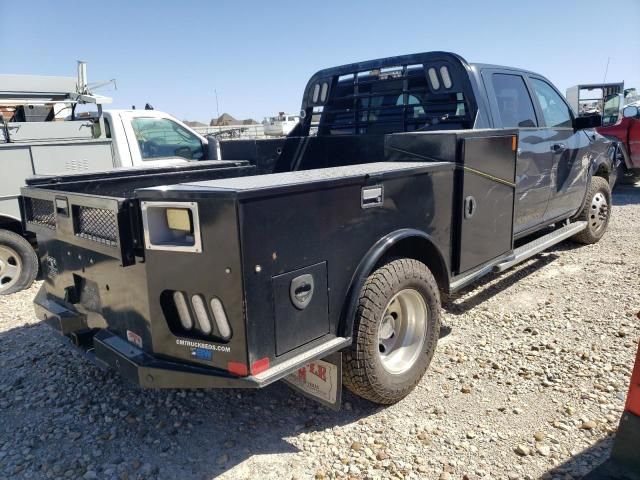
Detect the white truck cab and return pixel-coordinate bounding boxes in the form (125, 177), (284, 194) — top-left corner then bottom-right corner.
(103, 109), (210, 168)
(0, 67), (217, 294)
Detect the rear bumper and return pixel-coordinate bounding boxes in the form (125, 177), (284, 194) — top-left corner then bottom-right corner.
(35, 289), (349, 389)
(35, 291), (256, 389)
(93, 330), (257, 389)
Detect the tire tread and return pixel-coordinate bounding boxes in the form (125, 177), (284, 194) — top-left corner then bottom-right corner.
(0, 230), (38, 295)
(573, 176), (611, 245)
(343, 258), (441, 404)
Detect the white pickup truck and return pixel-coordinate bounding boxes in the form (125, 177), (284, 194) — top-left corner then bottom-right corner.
(0, 72), (216, 294)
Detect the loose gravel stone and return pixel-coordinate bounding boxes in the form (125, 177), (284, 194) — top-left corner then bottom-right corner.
(0, 184), (638, 480)
(537, 444), (551, 457)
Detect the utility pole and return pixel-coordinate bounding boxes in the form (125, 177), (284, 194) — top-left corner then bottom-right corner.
(214, 89), (220, 124)
(603, 57), (610, 83)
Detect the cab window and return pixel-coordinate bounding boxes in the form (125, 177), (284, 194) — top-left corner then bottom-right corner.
(602, 94), (621, 126)
(491, 74), (538, 128)
(529, 78), (573, 128)
(319, 63), (471, 135)
(131, 117), (204, 160)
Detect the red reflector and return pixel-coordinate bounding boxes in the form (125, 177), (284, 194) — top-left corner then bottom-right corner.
(251, 357), (270, 375)
(625, 340), (640, 417)
(227, 362), (248, 377)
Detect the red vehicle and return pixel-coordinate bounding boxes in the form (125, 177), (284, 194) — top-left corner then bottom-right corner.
(598, 103), (640, 183)
(566, 83), (640, 183)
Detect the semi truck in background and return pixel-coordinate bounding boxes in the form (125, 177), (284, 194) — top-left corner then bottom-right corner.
(0, 63), (219, 295)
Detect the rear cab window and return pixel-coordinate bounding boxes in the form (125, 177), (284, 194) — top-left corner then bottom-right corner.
(311, 62), (472, 136)
(490, 73), (538, 128)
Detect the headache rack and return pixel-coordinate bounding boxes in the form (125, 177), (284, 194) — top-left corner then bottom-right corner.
(300, 51), (478, 137)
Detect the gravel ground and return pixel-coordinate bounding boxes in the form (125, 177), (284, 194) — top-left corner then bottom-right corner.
(1, 183), (639, 480)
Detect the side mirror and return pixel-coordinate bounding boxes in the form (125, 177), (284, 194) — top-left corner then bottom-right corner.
(205, 135), (220, 160)
(574, 113), (602, 130)
(623, 106), (639, 119)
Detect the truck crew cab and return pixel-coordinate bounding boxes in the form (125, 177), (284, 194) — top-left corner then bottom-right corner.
(20, 52), (615, 406)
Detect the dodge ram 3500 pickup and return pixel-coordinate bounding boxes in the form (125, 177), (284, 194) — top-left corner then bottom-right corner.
(20, 52), (615, 406)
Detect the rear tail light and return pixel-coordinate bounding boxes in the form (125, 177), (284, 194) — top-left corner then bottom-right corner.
(173, 291), (193, 330)
(163, 290), (232, 342)
(210, 298), (231, 340)
(141, 201), (202, 253)
(191, 295), (213, 335)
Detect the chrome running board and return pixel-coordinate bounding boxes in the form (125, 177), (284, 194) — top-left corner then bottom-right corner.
(493, 221), (587, 273)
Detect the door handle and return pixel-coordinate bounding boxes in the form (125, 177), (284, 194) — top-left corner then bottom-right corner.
(551, 143), (566, 153)
(464, 195), (476, 219)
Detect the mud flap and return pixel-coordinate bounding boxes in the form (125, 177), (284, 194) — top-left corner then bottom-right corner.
(282, 352), (342, 410)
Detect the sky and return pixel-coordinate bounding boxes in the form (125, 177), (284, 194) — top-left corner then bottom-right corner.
(1, 0), (639, 123)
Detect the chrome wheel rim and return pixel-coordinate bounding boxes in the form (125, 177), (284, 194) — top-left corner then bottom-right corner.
(378, 288), (428, 374)
(0, 245), (22, 293)
(590, 191), (609, 234)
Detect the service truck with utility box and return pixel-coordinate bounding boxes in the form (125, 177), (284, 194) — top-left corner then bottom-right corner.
(0, 65), (220, 295)
(20, 52), (615, 406)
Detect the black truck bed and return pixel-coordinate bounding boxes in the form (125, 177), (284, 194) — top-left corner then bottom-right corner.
(20, 129), (521, 392)
(25, 160), (255, 199)
(138, 161), (452, 198)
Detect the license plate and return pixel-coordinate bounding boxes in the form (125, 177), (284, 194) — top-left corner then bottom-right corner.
(283, 352), (342, 410)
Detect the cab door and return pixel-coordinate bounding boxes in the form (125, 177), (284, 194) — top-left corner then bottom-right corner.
(481, 70), (552, 235)
(119, 111), (207, 167)
(527, 76), (589, 221)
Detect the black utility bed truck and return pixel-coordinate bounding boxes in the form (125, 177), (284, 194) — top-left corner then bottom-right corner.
(20, 52), (614, 406)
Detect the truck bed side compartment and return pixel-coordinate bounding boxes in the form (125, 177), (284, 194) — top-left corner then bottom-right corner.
(137, 162), (455, 377)
(385, 130), (517, 276)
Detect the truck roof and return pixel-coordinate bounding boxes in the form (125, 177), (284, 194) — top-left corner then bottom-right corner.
(305, 52), (541, 85)
(468, 62), (539, 76)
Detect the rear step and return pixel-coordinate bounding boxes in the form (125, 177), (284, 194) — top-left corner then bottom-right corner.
(253, 337), (351, 385)
(493, 221), (587, 273)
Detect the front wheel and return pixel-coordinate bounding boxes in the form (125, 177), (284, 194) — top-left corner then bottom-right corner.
(0, 230), (38, 295)
(342, 259), (441, 404)
(616, 162), (639, 186)
(572, 176), (612, 245)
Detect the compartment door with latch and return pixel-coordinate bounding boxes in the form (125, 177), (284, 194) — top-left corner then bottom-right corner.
(458, 135), (517, 273)
(272, 261), (330, 356)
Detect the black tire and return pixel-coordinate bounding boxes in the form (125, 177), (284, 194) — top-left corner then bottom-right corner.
(343, 258), (441, 404)
(572, 176), (612, 245)
(0, 230), (38, 295)
(616, 162), (639, 186)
